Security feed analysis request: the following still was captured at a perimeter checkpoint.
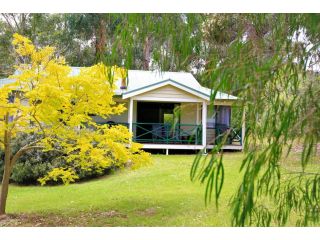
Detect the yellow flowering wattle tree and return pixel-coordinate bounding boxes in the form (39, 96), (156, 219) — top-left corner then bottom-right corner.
(0, 34), (151, 215)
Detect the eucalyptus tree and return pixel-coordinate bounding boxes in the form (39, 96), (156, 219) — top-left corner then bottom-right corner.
(1, 14), (204, 75)
(0, 14), (73, 76)
(190, 13), (320, 226)
(0, 14), (31, 77)
(101, 14), (203, 71)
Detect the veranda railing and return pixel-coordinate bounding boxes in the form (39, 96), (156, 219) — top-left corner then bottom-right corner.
(98, 122), (242, 146)
(133, 122), (202, 145)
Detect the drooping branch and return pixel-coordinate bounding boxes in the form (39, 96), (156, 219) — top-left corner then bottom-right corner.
(9, 139), (43, 170)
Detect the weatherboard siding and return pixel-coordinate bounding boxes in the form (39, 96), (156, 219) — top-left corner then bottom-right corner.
(93, 101), (129, 124)
(132, 85), (203, 102)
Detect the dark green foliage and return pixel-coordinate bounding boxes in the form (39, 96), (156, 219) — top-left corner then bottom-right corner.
(0, 133), (58, 184)
(0, 13), (204, 76)
(231, 106), (243, 129)
(99, 14), (203, 71)
(0, 133), (112, 185)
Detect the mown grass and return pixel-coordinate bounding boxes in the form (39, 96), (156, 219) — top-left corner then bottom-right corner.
(3, 152), (318, 226)
(4, 153), (244, 226)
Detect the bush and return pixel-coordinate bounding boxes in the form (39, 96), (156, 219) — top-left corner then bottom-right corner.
(0, 133), (114, 185)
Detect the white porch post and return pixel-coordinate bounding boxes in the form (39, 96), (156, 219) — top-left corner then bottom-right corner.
(196, 103), (200, 124)
(241, 108), (246, 149)
(202, 101), (207, 149)
(128, 98), (133, 138)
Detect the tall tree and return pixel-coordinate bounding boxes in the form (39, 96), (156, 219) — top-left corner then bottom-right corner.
(190, 13), (320, 226)
(0, 14), (72, 76)
(65, 14), (108, 63)
(0, 14), (204, 76)
(101, 14), (203, 71)
(0, 34), (150, 215)
(0, 14), (30, 77)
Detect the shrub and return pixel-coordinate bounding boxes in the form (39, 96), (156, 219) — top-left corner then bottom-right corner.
(0, 133), (114, 185)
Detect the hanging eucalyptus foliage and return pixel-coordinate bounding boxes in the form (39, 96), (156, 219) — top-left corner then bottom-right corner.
(189, 13), (320, 226)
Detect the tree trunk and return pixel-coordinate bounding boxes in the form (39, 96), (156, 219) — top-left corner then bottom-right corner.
(95, 17), (107, 62)
(143, 36), (152, 70)
(0, 113), (11, 215)
(0, 153), (11, 215)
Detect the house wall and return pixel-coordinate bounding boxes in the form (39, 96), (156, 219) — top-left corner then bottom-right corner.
(180, 103), (198, 125)
(214, 100), (235, 106)
(179, 103), (200, 139)
(206, 104), (234, 145)
(132, 85), (203, 102)
(90, 87), (236, 146)
(92, 101), (128, 124)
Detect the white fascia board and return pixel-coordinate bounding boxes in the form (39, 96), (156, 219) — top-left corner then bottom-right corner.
(141, 144), (204, 150)
(122, 81), (170, 99)
(168, 81), (210, 101)
(131, 96), (204, 103)
(122, 79), (210, 101)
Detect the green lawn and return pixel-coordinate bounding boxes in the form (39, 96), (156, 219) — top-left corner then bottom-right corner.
(3, 152), (315, 226)
(3, 153), (245, 226)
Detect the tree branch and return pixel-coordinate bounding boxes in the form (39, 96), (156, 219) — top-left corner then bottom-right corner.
(9, 139), (43, 170)
(10, 13), (21, 32)
(31, 114), (47, 137)
(1, 14), (15, 32)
